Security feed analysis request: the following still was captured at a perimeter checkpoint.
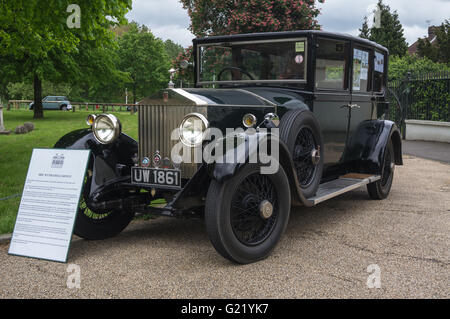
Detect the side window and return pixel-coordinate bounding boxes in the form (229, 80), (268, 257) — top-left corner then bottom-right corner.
(373, 51), (385, 92)
(315, 38), (349, 90)
(352, 48), (371, 92)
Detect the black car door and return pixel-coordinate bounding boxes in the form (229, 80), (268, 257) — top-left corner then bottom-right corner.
(348, 45), (375, 146)
(312, 37), (351, 166)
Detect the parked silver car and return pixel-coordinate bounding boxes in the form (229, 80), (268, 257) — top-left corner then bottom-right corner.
(29, 96), (72, 111)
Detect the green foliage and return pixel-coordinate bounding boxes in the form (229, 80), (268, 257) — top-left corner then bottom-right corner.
(0, 0), (132, 118)
(164, 40), (184, 61)
(389, 55), (450, 81)
(358, 0), (408, 57)
(7, 81), (71, 100)
(417, 20), (450, 64)
(117, 23), (171, 103)
(388, 55), (450, 122)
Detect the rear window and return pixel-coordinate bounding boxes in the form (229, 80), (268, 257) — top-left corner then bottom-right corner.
(373, 51), (385, 92)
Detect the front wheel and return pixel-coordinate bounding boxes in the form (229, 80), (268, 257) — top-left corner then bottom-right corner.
(205, 163), (291, 264)
(367, 140), (395, 200)
(74, 177), (134, 240)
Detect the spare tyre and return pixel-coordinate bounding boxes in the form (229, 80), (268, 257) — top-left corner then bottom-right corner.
(279, 109), (324, 198)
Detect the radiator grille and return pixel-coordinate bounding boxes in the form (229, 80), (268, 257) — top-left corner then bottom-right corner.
(138, 104), (207, 178)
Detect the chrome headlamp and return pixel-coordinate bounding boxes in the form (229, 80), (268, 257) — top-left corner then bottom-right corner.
(179, 113), (209, 147)
(92, 114), (121, 144)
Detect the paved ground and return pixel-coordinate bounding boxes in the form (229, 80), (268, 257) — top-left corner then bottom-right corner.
(403, 140), (450, 163)
(0, 155), (449, 299)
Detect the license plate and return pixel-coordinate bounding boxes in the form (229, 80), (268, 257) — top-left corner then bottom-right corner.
(131, 167), (181, 189)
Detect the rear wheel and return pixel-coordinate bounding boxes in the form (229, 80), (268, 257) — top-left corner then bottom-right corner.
(367, 141), (395, 200)
(74, 176), (134, 240)
(205, 163), (291, 264)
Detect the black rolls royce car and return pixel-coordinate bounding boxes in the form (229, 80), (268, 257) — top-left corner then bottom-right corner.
(55, 30), (403, 264)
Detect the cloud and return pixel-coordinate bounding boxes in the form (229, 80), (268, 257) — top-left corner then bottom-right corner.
(126, 0), (450, 47)
(126, 0), (194, 47)
(318, 0), (450, 45)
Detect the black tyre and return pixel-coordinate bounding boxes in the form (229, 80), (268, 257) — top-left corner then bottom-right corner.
(205, 163), (291, 264)
(279, 109), (324, 198)
(367, 140), (395, 200)
(60, 105), (68, 111)
(74, 176), (134, 240)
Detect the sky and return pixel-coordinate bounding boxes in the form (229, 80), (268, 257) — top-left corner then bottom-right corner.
(126, 0), (450, 47)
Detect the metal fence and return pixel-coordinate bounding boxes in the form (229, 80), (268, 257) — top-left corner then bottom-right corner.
(387, 71), (450, 136)
(7, 100), (141, 113)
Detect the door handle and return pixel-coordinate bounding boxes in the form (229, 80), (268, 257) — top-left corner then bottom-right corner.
(340, 104), (361, 109)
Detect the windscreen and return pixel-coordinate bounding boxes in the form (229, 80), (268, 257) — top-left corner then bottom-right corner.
(198, 39), (307, 84)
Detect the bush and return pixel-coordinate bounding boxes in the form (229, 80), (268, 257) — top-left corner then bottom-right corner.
(388, 55), (450, 122)
(389, 55), (450, 81)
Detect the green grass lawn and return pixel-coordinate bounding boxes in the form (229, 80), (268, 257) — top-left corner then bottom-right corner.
(0, 109), (139, 234)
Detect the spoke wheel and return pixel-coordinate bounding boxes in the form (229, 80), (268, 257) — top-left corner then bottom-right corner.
(205, 163), (291, 264)
(230, 174), (278, 246)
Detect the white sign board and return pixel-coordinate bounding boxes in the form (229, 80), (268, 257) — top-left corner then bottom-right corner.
(9, 149), (90, 263)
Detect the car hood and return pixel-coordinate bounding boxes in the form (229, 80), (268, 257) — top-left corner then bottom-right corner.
(140, 87), (309, 107)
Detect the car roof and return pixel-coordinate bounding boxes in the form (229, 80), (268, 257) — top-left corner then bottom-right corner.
(193, 30), (389, 54)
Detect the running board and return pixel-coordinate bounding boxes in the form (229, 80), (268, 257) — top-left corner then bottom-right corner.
(308, 174), (381, 205)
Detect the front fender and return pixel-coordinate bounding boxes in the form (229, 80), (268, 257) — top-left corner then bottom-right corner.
(207, 130), (314, 207)
(344, 120), (403, 174)
(208, 131), (278, 182)
(54, 129), (138, 196)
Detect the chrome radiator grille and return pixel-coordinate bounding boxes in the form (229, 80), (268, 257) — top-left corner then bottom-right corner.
(138, 104), (207, 178)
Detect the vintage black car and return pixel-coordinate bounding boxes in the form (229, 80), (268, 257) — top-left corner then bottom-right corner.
(55, 31), (403, 264)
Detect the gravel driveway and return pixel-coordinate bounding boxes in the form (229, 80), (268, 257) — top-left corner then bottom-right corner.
(1, 155), (449, 299)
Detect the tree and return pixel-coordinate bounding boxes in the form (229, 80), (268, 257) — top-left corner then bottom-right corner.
(0, 0), (132, 118)
(71, 40), (130, 103)
(180, 0), (325, 37)
(358, 0), (408, 57)
(359, 16), (370, 39)
(417, 20), (450, 64)
(117, 23), (171, 103)
(173, 46), (194, 86)
(164, 40), (185, 62)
